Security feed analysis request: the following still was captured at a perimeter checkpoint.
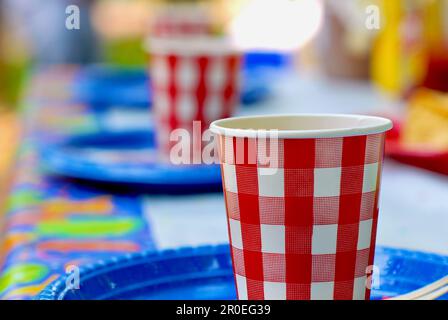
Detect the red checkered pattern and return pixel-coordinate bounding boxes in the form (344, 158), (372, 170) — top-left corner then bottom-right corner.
(152, 20), (213, 37)
(151, 53), (241, 161)
(217, 133), (386, 300)
(151, 5), (213, 37)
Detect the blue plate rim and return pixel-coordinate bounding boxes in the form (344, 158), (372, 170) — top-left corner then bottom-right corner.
(38, 130), (223, 188)
(35, 244), (448, 300)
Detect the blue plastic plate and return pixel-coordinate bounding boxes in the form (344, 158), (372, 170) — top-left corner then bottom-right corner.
(74, 65), (151, 110)
(36, 245), (448, 300)
(39, 130), (222, 193)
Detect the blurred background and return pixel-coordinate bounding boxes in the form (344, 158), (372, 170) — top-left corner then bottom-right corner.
(1, 0), (448, 300)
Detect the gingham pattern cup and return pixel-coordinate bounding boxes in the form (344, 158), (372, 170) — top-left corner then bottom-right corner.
(151, 5), (213, 37)
(210, 114), (393, 300)
(147, 37), (242, 162)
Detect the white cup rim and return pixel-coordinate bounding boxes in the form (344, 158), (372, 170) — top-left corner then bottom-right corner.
(209, 114), (393, 139)
(144, 36), (242, 56)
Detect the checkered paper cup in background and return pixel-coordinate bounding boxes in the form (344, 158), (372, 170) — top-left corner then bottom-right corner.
(150, 3), (213, 37)
(210, 114), (393, 300)
(147, 37), (242, 163)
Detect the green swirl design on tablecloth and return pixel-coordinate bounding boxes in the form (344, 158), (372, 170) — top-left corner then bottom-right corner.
(36, 217), (144, 238)
(0, 263), (50, 296)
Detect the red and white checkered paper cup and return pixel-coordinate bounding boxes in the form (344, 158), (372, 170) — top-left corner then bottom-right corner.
(210, 114), (393, 300)
(147, 37), (242, 162)
(151, 4), (213, 37)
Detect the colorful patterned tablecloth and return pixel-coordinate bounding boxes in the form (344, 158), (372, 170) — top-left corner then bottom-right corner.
(0, 66), (155, 300)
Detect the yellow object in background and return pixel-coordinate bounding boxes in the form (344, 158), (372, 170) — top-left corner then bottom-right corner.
(423, 0), (448, 54)
(371, 0), (429, 96)
(402, 89), (448, 150)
